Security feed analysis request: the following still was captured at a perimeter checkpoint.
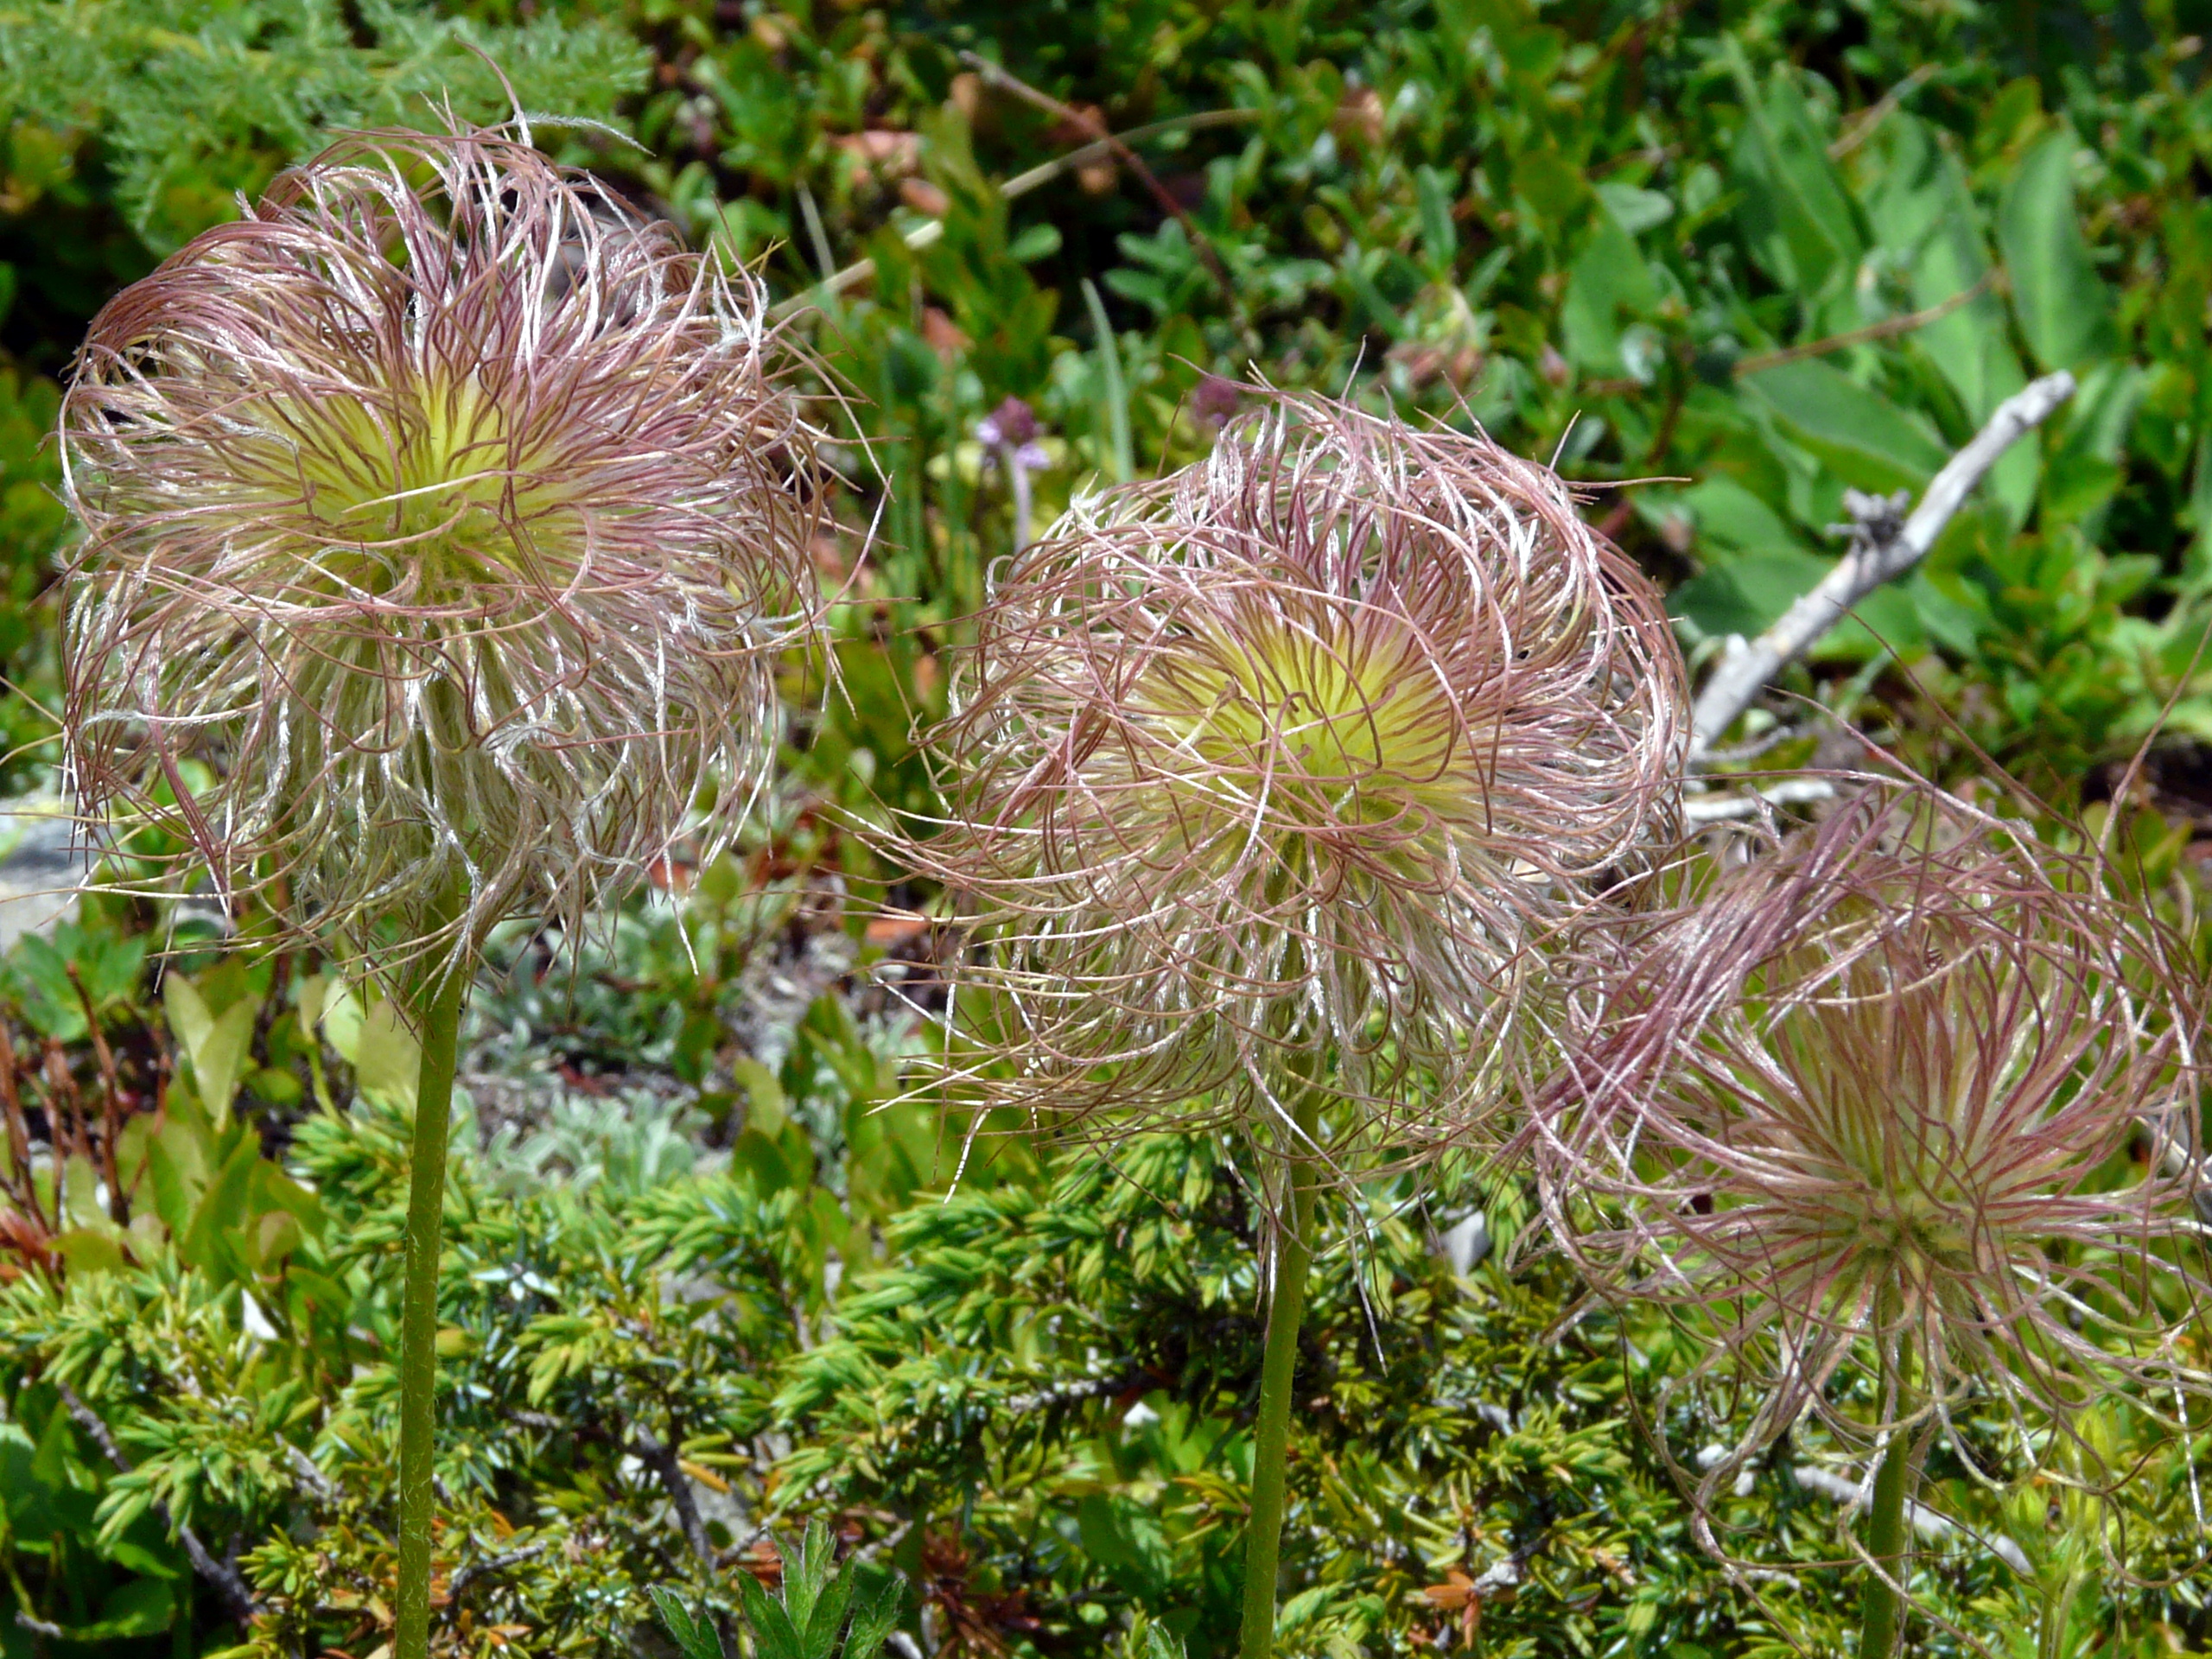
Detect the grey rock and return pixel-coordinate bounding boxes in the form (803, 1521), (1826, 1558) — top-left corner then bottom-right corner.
(0, 801), (90, 954)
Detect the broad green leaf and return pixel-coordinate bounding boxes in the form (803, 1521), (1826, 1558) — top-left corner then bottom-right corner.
(29, 1398), (75, 1487)
(1594, 181), (1672, 235)
(1510, 145), (1585, 222)
(1670, 548), (1923, 658)
(322, 988), (420, 1111)
(1671, 549), (1827, 641)
(49, 1225), (126, 1274)
(1559, 206), (1659, 376)
(732, 1057), (787, 1136)
(251, 1160), (325, 1240)
(177, 1131), (261, 1281)
(1006, 222), (1059, 264)
(1668, 477), (1803, 556)
(2042, 360), (2145, 530)
(1414, 164), (1457, 268)
(37, 1577), (177, 1642)
(1999, 129), (2118, 372)
(2185, 427), (2212, 592)
(10, 932), (86, 1040)
(736, 1567), (806, 1659)
(162, 974), (258, 1128)
(1725, 48), (1863, 297)
(61, 1154), (106, 1230)
(0, 1421), (35, 1522)
(845, 1095), (935, 1220)
(141, 1105), (213, 1239)
(1742, 359), (1949, 493)
(731, 1123), (814, 1197)
(1862, 115), (2037, 524)
(249, 1208), (300, 1269)
(1077, 1492), (1175, 1599)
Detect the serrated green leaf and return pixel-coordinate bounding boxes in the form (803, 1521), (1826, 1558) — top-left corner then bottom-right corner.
(737, 1567), (806, 1659)
(843, 1578), (901, 1659)
(802, 1561), (855, 1659)
(784, 1519), (835, 1633)
(650, 1586), (724, 1659)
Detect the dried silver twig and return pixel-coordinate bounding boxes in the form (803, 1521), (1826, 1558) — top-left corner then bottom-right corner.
(1681, 776), (1838, 823)
(1689, 372), (2076, 758)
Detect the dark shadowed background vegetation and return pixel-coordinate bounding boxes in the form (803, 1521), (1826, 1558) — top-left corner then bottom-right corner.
(3, 2), (2212, 1656)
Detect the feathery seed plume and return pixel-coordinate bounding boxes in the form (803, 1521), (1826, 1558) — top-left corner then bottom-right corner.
(60, 124), (823, 967)
(911, 389), (1688, 1159)
(1529, 785), (2212, 1525)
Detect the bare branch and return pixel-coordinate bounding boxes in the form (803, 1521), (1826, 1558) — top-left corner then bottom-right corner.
(634, 1429), (719, 1574)
(54, 1382), (260, 1627)
(446, 1542), (548, 1605)
(1689, 372), (2076, 758)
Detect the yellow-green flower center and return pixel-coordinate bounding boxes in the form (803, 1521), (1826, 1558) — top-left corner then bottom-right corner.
(1131, 608), (1471, 844)
(240, 372), (561, 593)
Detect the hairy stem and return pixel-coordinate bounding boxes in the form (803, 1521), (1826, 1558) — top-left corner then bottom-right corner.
(397, 917), (469, 1659)
(1239, 1089), (1324, 1659)
(1859, 1345), (1917, 1659)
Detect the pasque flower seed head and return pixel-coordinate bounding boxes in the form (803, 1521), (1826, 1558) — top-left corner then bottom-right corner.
(912, 390), (1688, 1155)
(1530, 786), (2212, 1511)
(60, 124), (823, 965)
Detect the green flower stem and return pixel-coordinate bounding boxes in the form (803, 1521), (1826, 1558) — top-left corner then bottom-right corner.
(1239, 1088), (1324, 1659)
(396, 913), (470, 1659)
(1859, 1345), (1917, 1659)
